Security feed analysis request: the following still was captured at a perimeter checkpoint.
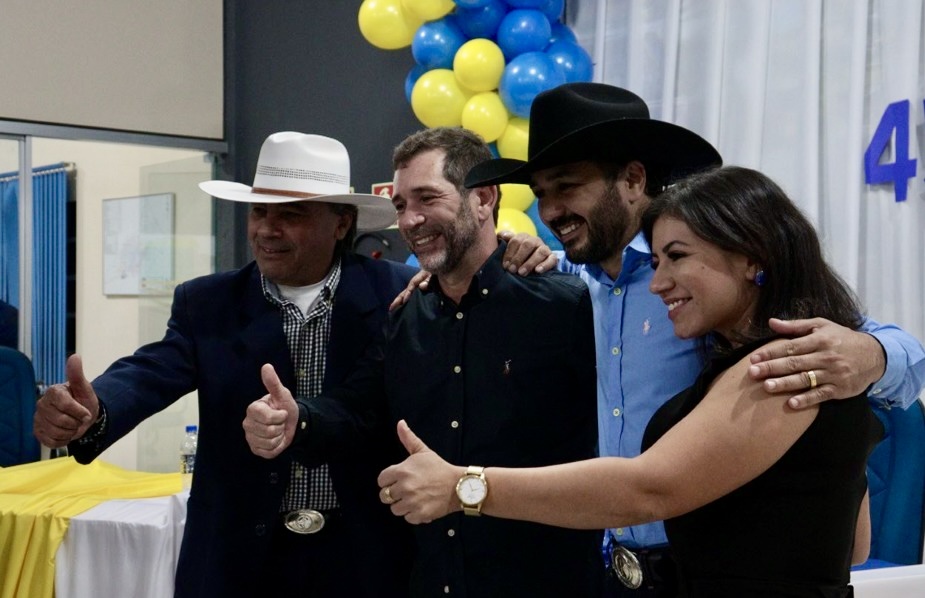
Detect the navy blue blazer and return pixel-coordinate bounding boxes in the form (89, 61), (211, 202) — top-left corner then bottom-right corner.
(70, 254), (417, 597)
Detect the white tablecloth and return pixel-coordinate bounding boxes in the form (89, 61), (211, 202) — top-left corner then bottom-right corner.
(54, 490), (189, 598)
(50, 492), (921, 598)
(851, 563), (925, 597)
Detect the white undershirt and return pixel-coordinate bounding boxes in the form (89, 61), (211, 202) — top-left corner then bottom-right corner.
(276, 280), (325, 317)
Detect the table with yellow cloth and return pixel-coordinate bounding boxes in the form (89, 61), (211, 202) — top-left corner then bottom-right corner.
(0, 458), (181, 598)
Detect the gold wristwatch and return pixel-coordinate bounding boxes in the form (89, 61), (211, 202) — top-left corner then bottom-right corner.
(455, 465), (488, 516)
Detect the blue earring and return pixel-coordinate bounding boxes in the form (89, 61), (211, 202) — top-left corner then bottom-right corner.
(754, 270), (766, 287)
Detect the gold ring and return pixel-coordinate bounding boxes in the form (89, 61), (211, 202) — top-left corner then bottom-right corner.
(807, 370), (817, 389)
(384, 485), (393, 504)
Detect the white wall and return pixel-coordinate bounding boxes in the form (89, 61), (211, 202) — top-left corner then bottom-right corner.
(32, 138), (212, 471)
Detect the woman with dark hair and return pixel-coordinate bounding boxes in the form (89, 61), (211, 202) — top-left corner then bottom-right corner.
(379, 166), (883, 597)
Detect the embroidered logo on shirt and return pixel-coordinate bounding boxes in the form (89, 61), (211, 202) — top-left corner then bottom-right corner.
(642, 319), (651, 335)
(502, 359), (512, 375)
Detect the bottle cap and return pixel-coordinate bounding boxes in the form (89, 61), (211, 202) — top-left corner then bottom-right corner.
(186, 425), (198, 433)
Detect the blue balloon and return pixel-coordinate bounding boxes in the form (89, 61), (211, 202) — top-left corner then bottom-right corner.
(404, 64), (428, 104)
(412, 18), (467, 70)
(505, 0), (547, 7)
(488, 142), (500, 158)
(499, 51), (567, 118)
(548, 21), (577, 45)
(455, 0), (508, 40)
(496, 9), (552, 61)
(526, 199), (563, 251)
(546, 39), (593, 83)
(540, 0), (565, 21)
(454, 0), (493, 7)
(405, 253), (420, 267)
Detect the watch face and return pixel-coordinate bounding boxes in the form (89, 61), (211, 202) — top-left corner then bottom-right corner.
(458, 476), (487, 505)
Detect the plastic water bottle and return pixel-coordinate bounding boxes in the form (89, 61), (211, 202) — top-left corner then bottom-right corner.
(180, 425), (198, 489)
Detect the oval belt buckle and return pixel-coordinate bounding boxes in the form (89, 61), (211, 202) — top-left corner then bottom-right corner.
(611, 545), (644, 589)
(284, 509), (325, 534)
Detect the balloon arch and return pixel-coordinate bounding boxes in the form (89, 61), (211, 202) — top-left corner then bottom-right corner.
(358, 0), (593, 247)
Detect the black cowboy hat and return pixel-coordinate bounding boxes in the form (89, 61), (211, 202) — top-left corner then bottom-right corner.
(464, 83), (722, 187)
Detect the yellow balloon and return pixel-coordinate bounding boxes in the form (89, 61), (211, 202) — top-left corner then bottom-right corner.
(411, 69), (470, 128)
(401, 0), (454, 21)
(499, 183), (535, 212)
(497, 117), (530, 160)
(461, 92), (510, 143)
(358, 0), (423, 50)
(454, 39), (506, 92)
(496, 208), (538, 236)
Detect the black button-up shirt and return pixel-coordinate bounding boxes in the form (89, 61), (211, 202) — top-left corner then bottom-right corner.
(304, 244), (602, 597)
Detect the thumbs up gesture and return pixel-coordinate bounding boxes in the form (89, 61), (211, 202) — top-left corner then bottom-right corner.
(34, 354), (101, 447)
(377, 420), (462, 524)
(242, 364), (298, 459)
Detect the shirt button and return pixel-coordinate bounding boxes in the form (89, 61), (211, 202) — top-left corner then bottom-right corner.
(613, 287), (622, 296)
(611, 347), (620, 355)
(481, 288), (488, 295)
(451, 421), (459, 429)
(871, 388), (882, 395)
(456, 312), (464, 320)
(269, 472), (279, 484)
(255, 524), (266, 537)
(444, 586), (450, 594)
(453, 365), (462, 374)
(296, 368), (306, 379)
(615, 528), (624, 536)
(612, 408), (621, 417)
(447, 529), (456, 537)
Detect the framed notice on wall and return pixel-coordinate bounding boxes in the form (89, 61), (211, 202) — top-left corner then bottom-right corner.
(102, 193), (174, 295)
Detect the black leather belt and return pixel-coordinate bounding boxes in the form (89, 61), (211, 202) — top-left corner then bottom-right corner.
(605, 537), (675, 590)
(281, 508), (342, 534)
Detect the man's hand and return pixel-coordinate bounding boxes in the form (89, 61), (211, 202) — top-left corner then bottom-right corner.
(748, 317), (886, 409)
(389, 270), (432, 311)
(377, 420), (461, 524)
(499, 230), (558, 275)
(242, 364), (299, 458)
(34, 354), (100, 447)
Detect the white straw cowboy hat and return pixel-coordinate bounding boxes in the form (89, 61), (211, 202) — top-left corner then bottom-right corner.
(199, 132), (397, 231)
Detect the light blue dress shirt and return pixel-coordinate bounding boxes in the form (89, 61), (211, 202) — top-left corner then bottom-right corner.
(557, 232), (925, 549)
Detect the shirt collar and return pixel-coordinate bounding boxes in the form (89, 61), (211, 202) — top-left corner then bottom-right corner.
(426, 242), (506, 307)
(260, 257), (342, 308)
(584, 231), (652, 284)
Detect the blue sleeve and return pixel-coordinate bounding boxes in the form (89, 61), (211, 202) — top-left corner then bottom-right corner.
(860, 317), (925, 409)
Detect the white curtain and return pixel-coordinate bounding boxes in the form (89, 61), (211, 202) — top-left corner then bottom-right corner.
(570, 0), (925, 346)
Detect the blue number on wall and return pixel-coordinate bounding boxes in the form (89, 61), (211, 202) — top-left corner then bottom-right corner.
(864, 100), (916, 202)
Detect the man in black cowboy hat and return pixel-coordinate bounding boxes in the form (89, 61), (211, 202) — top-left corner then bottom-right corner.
(464, 82), (925, 597)
(34, 132), (416, 598)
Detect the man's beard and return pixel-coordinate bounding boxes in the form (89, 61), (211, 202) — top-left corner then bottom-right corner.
(553, 183), (631, 265)
(409, 199), (480, 276)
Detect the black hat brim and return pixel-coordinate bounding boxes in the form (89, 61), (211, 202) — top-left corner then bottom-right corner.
(466, 118), (722, 188)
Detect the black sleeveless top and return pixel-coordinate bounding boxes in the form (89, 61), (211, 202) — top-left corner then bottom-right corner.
(642, 339), (883, 597)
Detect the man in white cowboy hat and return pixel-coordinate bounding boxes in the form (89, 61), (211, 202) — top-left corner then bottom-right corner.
(462, 82), (925, 597)
(242, 126), (605, 597)
(33, 132), (417, 598)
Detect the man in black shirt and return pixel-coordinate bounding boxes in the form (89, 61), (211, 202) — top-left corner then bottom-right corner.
(243, 127), (603, 597)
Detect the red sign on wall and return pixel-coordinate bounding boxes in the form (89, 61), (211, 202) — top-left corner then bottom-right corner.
(371, 182), (394, 198)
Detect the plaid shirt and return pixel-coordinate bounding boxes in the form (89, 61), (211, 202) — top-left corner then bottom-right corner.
(261, 260), (342, 512)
